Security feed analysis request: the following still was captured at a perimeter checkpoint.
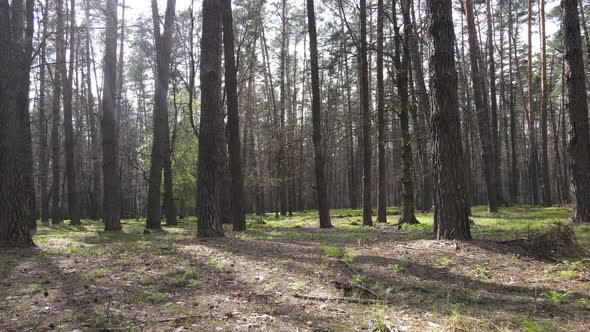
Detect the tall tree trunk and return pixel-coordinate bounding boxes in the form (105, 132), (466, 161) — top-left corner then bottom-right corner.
(376, 0), (386, 223)
(577, 0), (590, 66)
(307, 0), (332, 228)
(197, 0), (225, 237)
(0, 0), (35, 247)
(408, 2), (432, 212)
(61, 0), (81, 225)
(277, 0), (288, 216)
(560, 62), (571, 203)
(526, 0), (540, 205)
(539, 0), (551, 206)
(462, 0), (498, 212)
(39, 2), (50, 224)
(146, 0), (177, 229)
(86, 0), (101, 220)
(51, 0), (63, 224)
(485, 0), (504, 206)
(344, 48), (357, 209)
(360, 0), (372, 226)
(396, 0), (419, 225)
(562, 0), (590, 223)
(222, 0), (246, 231)
(429, 0), (471, 240)
(102, 0), (122, 231)
(508, 0), (519, 203)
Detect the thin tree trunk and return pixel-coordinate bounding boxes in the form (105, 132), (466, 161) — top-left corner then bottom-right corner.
(395, 0), (419, 225)
(360, 0), (372, 226)
(462, 0), (498, 212)
(222, 0), (245, 231)
(376, 0), (386, 223)
(486, 0), (504, 206)
(146, 0), (177, 229)
(508, 0), (519, 203)
(539, 0), (551, 206)
(526, 0), (540, 205)
(39, 1), (50, 224)
(61, 0), (80, 225)
(102, 0), (122, 231)
(408, 1), (432, 212)
(307, 0), (332, 228)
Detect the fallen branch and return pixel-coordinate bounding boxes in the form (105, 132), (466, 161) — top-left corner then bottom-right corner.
(294, 293), (394, 305)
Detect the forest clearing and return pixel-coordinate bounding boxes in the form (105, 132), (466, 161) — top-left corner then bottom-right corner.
(1, 206), (589, 331)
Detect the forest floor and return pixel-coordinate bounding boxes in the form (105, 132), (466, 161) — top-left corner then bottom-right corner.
(1, 206), (590, 332)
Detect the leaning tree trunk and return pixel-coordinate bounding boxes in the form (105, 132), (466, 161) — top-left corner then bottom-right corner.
(307, 0), (332, 228)
(197, 0), (226, 237)
(428, 0), (471, 240)
(102, 0), (122, 231)
(562, 0), (590, 223)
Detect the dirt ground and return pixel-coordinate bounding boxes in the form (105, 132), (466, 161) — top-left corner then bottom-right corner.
(1, 206), (589, 331)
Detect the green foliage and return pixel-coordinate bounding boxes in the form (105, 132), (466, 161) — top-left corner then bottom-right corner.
(541, 290), (570, 304)
(93, 268), (108, 278)
(139, 274), (154, 286)
(473, 265), (490, 279)
(145, 291), (170, 304)
(322, 246), (347, 258)
(439, 257), (451, 266)
(389, 263), (405, 273)
(576, 299), (590, 311)
(168, 269), (199, 287)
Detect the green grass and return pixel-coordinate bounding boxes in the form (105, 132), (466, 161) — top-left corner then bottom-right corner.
(145, 291), (170, 303)
(32, 205), (587, 249)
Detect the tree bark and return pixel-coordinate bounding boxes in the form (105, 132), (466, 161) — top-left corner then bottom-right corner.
(485, 0), (504, 206)
(146, 0), (177, 229)
(39, 1), (50, 224)
(462, 0), (498, 212)
(0, 0), (35, 247)
(408, 2), (432, 212)
(102, 0), (122, 231)
(307, 0), (332, 229)
(526, 0), (540, 205)
(428, 0), (471, 240)
(60, 0), (81, 225)
(360, 0), (372, 226)
(396, 0), (419, 225)
(222, 0), (246, 231)
(508, 0), (519, 203)
(376, 0), (386, 223)
(197, 0), (225, 237)
(562, 0), (590, 223)
(539, 0), (551, 206)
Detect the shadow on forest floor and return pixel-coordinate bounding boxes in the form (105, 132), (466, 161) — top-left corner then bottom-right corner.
(1, 205), (590, 331)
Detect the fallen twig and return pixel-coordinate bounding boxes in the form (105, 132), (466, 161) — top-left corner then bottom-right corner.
(294, 293), (394, 305)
